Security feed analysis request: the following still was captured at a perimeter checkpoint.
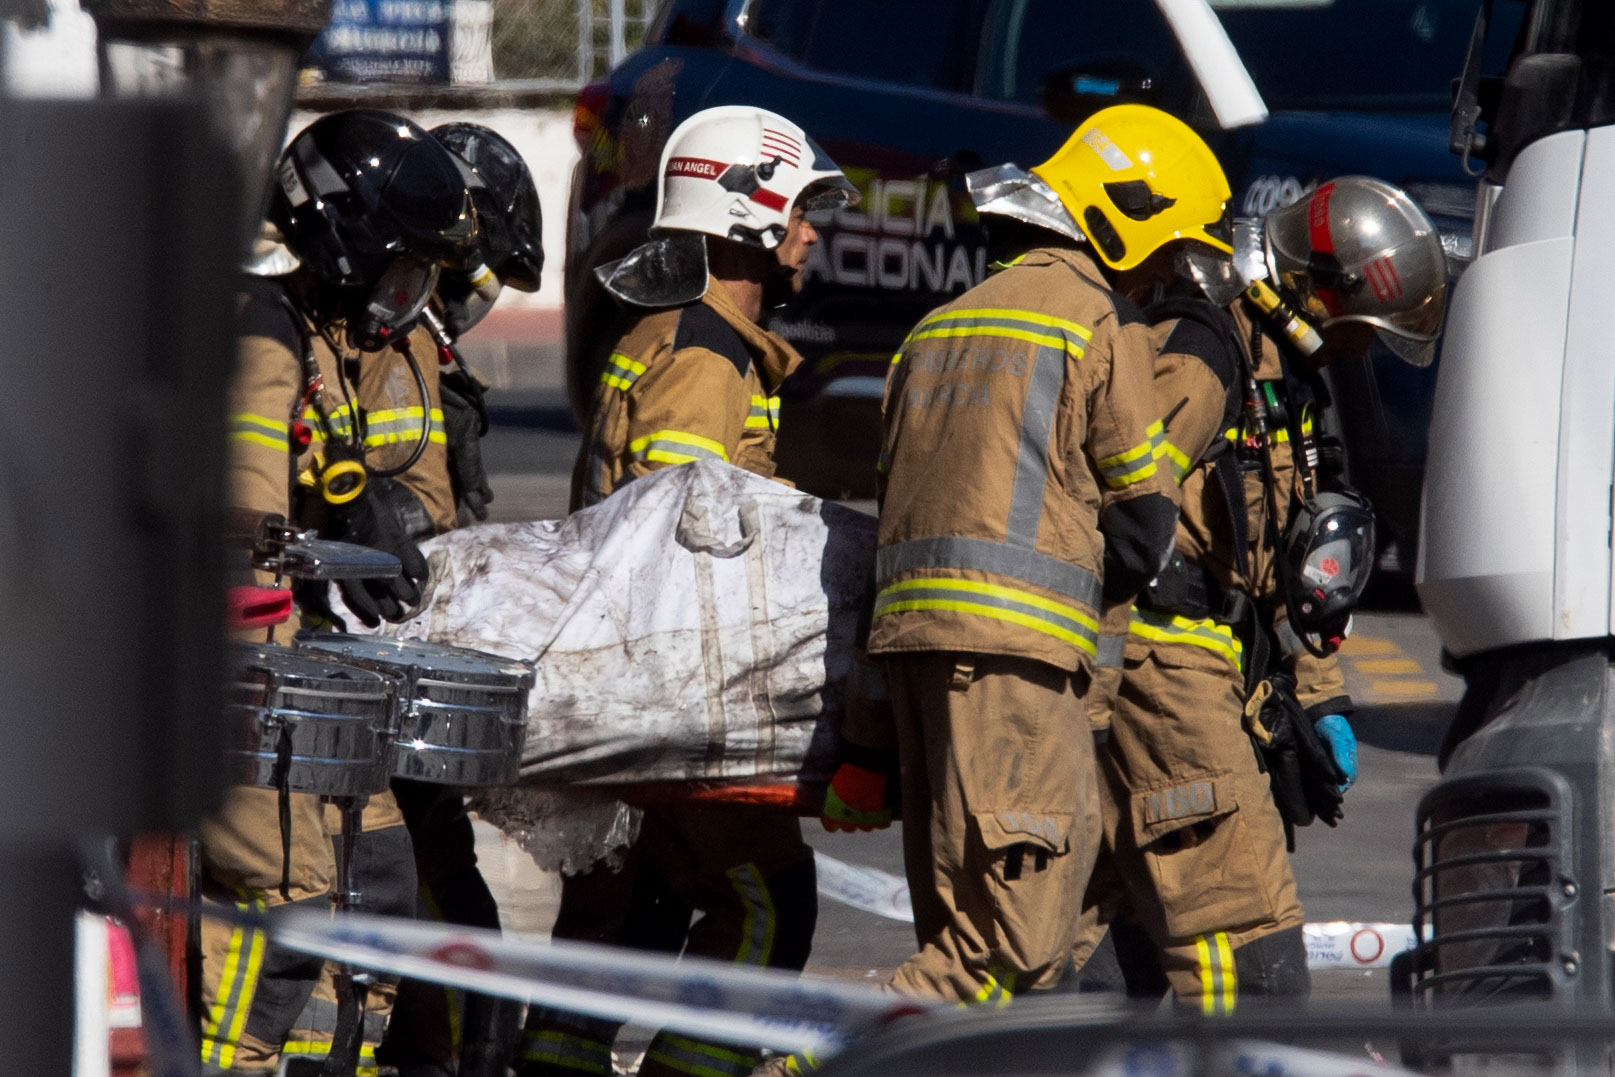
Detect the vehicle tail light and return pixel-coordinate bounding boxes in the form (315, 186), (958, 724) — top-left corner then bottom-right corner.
(574, 79), (611, 152)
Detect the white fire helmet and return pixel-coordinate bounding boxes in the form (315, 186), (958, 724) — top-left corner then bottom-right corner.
(652, 105), (859, 249)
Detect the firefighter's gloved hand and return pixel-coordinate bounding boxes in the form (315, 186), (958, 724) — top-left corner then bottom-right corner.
(333, 477), (431, 627)
(1314, 714), (1357, 792)
(440, 371), (494, 523)
(822, 763), (892, 833)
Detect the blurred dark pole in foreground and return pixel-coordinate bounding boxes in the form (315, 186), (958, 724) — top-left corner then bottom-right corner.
(0, 0), (328, 1069)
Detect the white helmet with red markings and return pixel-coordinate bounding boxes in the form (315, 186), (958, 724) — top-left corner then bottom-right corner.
(652, 105), (858, 249)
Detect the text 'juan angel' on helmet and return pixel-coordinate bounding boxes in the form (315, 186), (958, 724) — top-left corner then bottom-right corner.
(597, 105), (859, 308)
(430, 122), (544, 338)
(272, 109), (480, 351)
(1261, 176), (1449, 366)
(1030, 104), (1232, 272)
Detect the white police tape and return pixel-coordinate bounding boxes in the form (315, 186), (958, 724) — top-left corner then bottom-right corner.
(198, 903), (1418, 1077)
(264, 905), (935, 1056)
(813, 852), (1426, 970)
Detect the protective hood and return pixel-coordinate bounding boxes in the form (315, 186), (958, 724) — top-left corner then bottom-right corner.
(965, 164), (1087, 245)
(241, 220), (301, 277)
(595, 232), (710, 309)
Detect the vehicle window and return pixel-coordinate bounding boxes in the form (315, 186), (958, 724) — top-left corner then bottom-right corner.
(1214, 0), (1515, 110)
(747, 0), (977, 91)
(974, 0), (1187, 105)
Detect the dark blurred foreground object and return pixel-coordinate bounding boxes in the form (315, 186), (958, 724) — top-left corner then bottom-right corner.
(0, 1), (328, 1070)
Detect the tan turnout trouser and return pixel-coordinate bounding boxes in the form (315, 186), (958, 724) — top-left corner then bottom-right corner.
(886, 651), (1100, 1004)
(1077, 640), (1304, 1009)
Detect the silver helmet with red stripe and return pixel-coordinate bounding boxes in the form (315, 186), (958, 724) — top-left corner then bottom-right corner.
(652, 105), (858, 249)
(1261, 176), (1448, 365)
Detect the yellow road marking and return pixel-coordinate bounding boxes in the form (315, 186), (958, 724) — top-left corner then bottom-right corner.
(1367, 679), (1439, 698)
(1339, 635), (1397, 655)
(1353, 658), (1423, 675)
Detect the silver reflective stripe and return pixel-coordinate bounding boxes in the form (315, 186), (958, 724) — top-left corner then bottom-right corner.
(876, 535), (1101, 610)
(1005, 342), (1067, 547)
(725, 863), (775, 966)
(1096, 633), (1126, 668)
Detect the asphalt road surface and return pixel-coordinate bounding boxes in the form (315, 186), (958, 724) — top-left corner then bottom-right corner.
(474, 367), (1462, 1005)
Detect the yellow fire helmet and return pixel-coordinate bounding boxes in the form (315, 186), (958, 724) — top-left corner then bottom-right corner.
(1031, 104), (1233, 272)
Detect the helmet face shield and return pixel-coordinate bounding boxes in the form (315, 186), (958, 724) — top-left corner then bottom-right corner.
(1176, 244), (1244, 307)
(435, 267), (504, 339)
(432, 122), (546, 293)
(1264, 177), (1448, 362)
(349, 256), (438, 351)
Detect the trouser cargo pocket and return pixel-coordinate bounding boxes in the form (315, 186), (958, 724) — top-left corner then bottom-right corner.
(1129, 774), (1279, 940)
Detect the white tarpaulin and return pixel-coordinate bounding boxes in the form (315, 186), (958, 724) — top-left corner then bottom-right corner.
(387, 460), (877, 788)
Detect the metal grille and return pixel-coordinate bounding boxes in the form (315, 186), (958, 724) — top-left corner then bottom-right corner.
(1411, 768), (1579, 1005)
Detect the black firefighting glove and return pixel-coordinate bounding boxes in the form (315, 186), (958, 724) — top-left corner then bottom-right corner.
(1244, 670), (1346, 833)
(440, 368), (494, 524)
(331, 476), (431, 627)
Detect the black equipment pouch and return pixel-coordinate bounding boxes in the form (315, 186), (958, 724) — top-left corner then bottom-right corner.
(1243, 671), (1345, 849)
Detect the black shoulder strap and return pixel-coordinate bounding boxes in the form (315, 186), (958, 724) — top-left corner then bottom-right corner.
(238, 276), (304, 356)
(674, 302), (753, 379)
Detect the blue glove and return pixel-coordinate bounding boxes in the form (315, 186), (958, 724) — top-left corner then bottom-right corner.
(1313, 714), (1358, 792)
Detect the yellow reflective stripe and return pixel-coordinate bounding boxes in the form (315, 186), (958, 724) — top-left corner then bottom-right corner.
(199, 923), (246, 1063)
(1195, 932), (1237, 1015)
(745, 394), (779, 430)
(919, 306), (1092, 341)
(1129, 607), (1243, 668)
(875, 577), (1098, 655)
(1197, 934), (1217, 1015)
(1217, 931), (1236, 1014)
(1225, 414), (1313, 445)
(519, 1029), (612, 1072)
(648, 1033), (759, 1077)
(629, 429), (729, 465)
(1098, 438), (1155, 469)
(1160, 440), (1192, 482)
(1098, 451), (1159, 488)
(971, 970), (1015, 1009)
(910, 323), (1081, 354)
(222, 920), (267, 1064)
(281, 1041), (378, 1076)
(783, 1051), (822, 1075)
(726, 863), (776, 966)
(601, 351), (648, 392)
(229, 413), (290, 454)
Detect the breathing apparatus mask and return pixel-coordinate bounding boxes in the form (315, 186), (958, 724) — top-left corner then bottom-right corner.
(1282, 489), (1375, 653)
(346, 255), (440, 352)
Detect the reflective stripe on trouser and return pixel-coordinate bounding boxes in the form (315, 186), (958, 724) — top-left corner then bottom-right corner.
(522, 805), (815, 1077)
(198, 893), (269, 1070)
(644, 1031), (761, 1077)
(886, 652), (1099, 1004)
(1194, 932), (1237, 1015)
(1092, 639), (1303, 1008)
(519, 1027), (615, 1074)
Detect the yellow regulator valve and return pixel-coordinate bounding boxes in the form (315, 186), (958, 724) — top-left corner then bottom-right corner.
(319, 457), (367, 505)
(1246, 279), (1323, 356)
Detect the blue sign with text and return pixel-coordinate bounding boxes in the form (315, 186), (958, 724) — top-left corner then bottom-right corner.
(307, 0), (452, 84)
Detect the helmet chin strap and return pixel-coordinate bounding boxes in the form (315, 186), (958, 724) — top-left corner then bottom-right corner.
(762, 262), (798, 311)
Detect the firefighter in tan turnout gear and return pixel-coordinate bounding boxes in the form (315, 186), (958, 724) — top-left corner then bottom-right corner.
(201, 110), (480, 1076)
(518, 105), (858, 1077)
(1071, 176), (1450, 1011)
(864, 104), (1228, 1007)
